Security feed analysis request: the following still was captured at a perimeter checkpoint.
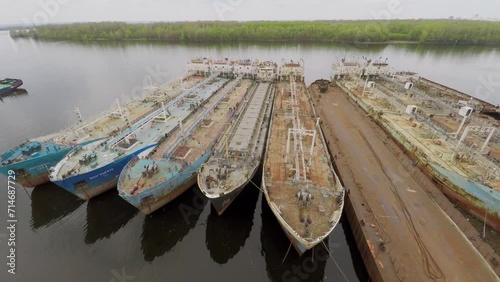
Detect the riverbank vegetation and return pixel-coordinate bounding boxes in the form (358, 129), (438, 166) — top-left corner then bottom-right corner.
(10, 20), (500, 45)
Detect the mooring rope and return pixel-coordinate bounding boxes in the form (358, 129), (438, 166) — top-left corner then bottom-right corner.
(249, 179), (264, 193)
(321, 241), (350, 282)
(22, 184), (32, 200)
(282, 242), (293, 263)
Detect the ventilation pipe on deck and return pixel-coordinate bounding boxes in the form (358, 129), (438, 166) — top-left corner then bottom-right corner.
(116, 99), (125, 120)
(481, 128), (496, 153)
(74, 107), (83, 123)
(161, 101), (168, 120)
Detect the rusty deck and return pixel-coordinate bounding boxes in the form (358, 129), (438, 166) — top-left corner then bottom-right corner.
(263, 80), (343, 249)
(311, 82), (499, 281)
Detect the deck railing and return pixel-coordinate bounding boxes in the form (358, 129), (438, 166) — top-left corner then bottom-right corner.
(163, 74), (243, 158)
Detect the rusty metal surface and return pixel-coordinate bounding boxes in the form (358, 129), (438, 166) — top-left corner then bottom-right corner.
(263, 81), (343, 246)
(312, 82), (499, 281)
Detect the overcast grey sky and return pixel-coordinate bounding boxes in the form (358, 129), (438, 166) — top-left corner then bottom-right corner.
(3, 0), (500, 25)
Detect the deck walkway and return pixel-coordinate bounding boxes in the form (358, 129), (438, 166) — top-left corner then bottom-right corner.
(311, 83), (499, 281)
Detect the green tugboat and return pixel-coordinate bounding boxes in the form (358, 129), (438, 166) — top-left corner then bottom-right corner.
(0, 78), (23, 95)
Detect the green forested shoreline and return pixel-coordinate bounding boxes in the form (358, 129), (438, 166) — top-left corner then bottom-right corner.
(9, 20), (500, 44)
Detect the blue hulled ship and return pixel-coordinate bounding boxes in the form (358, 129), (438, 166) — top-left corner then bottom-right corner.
(50, 74), (227, 199)
(0, 74), (198, 187)
(118, 75), (252, 214)
(1, 141), (73, 187)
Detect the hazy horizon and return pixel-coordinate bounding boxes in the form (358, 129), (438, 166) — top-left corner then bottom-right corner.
(3, 0), (500, 26)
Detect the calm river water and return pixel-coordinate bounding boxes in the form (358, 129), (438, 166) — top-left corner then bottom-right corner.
(0, 30), (499, 281)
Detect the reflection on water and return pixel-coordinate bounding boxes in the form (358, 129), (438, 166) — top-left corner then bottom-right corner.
(85, 190), (138, 244)
(141, 187), (207, 262)
(260, 198), (370, 282)
(53, 38), (498, 60)
(0, 88), (28, 102)
(205, 181), (260, 264)
(51, 39), (390, 52)
(394, 43), (499, 57)
(260, 199), (329, 282)
(339, 213), (370, 281)
(30, 182), (84, 230)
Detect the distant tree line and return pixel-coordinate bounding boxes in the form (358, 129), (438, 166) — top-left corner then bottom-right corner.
(9, 20), (500, 45)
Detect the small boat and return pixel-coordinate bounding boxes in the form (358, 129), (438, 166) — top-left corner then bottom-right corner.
(0, 78), (23, 95)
